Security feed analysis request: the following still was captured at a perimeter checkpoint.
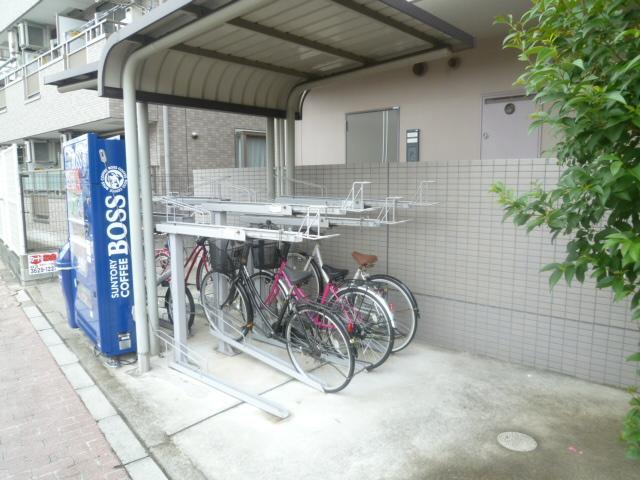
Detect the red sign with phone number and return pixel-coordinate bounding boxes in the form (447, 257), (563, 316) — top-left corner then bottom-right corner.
(28, 252), (58, 275)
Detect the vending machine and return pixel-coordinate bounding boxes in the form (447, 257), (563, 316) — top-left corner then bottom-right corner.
(63, 133), (136, 357)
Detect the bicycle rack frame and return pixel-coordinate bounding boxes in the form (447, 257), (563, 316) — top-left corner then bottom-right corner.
(412, 180), (439, 206)
(342, 181), (371, 211)
(151, 178), (438, 417)
(156, 218), (339, 418)
(155, 329), (290, 418)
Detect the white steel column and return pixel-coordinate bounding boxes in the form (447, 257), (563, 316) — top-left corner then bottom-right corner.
(273, 119), (280, 196)
(285, 110), (295, 196)
(169, 233), (187, 363)
(123, 69), (150, 373)
(276, 118), (285, 196)
(121, 0), (271, 373)
(137, 102), (159, 356)
(265, 118), (275, 200)
(162, 105), (171, 194)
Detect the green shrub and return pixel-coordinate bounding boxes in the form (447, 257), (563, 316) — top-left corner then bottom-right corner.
(491, 0), (640, 458)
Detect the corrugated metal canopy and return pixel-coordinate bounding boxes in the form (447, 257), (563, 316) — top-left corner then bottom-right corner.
(49, 0), (474, 117)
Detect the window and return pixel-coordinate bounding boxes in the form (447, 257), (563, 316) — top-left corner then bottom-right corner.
(346, 107), (399, 165)
(33, 142), (50, 163)
(235, 130), (266, 168)
(26, 140), (59, 167)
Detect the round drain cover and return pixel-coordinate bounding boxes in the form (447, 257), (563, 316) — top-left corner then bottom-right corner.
(497, 431), (538, 452)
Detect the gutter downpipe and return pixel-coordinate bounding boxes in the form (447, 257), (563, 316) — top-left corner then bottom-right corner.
(136, 102), (159, 356)
(284, 47), (453, 171)
(121, 0), (271, 373)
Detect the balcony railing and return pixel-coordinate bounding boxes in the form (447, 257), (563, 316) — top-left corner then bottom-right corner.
(0, 16), (125, 101)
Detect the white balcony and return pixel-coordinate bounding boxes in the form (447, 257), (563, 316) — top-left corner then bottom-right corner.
(0, 17), (127, 143)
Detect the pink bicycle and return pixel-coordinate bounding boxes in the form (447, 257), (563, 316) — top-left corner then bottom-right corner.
(155, 236), (211, 331)
(249, 241), (395, 370)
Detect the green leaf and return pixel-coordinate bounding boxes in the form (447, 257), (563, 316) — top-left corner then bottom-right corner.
(630, 165), (640, 182)
(572, 59), (585, 70)
(541, 263), (561, 272)
(549, 269), (563, 289)
(564, 265), (576, 285)
(575, 264), (587, 283)
(597, 276), (616, 289)
(605, 91), (627, 105)
(627, 353), (640, 362)
(610, 161), (623, 176)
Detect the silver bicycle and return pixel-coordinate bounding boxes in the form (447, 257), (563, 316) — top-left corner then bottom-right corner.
(287, 243), (419, 352)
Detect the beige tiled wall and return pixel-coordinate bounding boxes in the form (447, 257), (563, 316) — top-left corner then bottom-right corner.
(289, 160), (639, 389)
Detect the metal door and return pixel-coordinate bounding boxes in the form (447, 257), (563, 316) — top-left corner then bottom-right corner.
(346, 108), (399, 164)
(481, 94), (540, 159)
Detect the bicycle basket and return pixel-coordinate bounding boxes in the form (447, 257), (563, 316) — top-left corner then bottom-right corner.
(251, 240), (282, 270)
(209, 240), (247, 275)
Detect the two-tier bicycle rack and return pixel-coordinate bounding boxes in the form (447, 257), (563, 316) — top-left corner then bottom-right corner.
(154, 179), (438, 418)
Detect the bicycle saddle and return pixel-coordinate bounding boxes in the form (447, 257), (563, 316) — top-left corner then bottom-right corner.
(285, 267), (314, 286)
(352, 251), (378, 267)
(322, 264), (349, 282)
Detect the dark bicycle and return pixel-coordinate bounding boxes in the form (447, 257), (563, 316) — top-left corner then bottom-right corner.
(199, 239), (356, 393)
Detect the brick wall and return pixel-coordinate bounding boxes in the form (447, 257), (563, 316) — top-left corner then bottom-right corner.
(154, 107), (265, 183)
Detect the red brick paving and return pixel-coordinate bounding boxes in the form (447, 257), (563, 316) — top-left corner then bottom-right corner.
(0, 276), (129, 480)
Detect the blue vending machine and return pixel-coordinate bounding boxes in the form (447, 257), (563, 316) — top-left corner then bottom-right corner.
(63, 133), (136, 356)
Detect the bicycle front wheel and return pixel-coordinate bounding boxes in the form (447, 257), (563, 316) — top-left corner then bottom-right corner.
(164, 286), (195, 332)
(286, 305), (355, 393)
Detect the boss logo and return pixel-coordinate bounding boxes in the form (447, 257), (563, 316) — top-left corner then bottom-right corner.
(101, 166), (127, 194)
(105, 194), (129, 257)
(105, 193), (131, 299)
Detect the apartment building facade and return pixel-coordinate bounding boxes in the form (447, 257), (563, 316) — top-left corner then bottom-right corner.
(0, 0), (265, 281)
(1, 0), (637, 394)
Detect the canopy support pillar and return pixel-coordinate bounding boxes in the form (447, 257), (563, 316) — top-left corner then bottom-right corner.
(121, 0), (272, 374)
(137, 102), (159, 356)
(266, 117), (275, 200)
(163, 105), (171, 194)
(123, 72), (150, 373)
(285, 108), (295, 196)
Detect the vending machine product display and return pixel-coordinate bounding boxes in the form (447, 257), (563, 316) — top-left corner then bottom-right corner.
(63, 133), (136, 357)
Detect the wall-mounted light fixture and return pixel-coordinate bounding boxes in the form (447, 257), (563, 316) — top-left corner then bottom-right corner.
(412, 62), (428, 76)
(447, 57), (461, 69)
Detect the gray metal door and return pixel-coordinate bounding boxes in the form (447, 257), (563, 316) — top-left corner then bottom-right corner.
(346, 108), (399, 164)
(481, 95), (540, 159)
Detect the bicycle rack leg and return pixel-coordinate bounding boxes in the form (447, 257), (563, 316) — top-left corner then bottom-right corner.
(210, 329), (325, 392)
(169, 362), (290, 419)
(213, 212), (235, 355)
(169, 233), (188, 364)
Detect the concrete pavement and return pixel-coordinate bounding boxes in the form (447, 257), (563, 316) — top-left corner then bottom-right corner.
(0, 263), (129, 480)
(26, 274), (640, 480)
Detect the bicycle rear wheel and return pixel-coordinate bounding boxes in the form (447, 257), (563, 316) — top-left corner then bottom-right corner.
(200, 271), (252, 341)
(334, 287), (394, 370)
(286, 305), (354, 393)
(368, 274), (419, 352)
